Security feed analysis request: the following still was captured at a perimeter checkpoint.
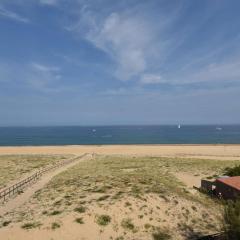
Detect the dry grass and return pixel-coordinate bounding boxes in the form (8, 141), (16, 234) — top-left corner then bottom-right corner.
(1, 155), (240, 239)
(0, 155), (71, 188)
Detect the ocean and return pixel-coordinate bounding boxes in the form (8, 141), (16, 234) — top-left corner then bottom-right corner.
(0, 125), (240, 146)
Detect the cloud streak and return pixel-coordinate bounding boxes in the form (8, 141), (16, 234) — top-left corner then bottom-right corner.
(140, 74), (166, 85)
(0, 5), (29, 23)
(39, 0), (59, 6)
(65, 1), (240, 91)
(73, 9), (157, 81)
(27, 62), (62, 91)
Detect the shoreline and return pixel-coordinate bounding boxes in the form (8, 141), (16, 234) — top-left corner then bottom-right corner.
(1, 143), (240, 146)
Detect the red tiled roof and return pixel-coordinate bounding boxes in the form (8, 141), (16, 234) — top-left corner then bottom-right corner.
(216, 176), (240, 191)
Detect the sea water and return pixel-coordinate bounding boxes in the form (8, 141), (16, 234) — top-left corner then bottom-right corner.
(0, 125), (240, 146)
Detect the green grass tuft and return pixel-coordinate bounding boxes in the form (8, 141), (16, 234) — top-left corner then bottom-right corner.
(2, 221), (11, 227)
(75, 217), (84, 224)
(121, 218), (135, 231)
(152, 231), (171, 240)
(96, 215), (111, 226)
(74, 206), (86, 213)
(51, 222), (61, 230)
(49, 210), (62, 216)
(21, 222), (42, 230)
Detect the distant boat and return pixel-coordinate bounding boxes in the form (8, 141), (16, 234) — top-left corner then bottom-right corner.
(92, 129), (96, 132)
(178, 124), (181, 129)
(216, 127), (222, 131)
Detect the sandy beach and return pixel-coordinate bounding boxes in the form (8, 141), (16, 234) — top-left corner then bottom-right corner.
(0, 144), (240, 160)
(0, 144), (240, 240)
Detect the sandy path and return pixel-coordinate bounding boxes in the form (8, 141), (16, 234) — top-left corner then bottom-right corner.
(0, 145), (240, 160)
(0, 154), (91, 216)
(174, 172), (202, 188)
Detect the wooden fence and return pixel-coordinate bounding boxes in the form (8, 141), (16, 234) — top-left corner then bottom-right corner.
(0, 154), (87, 202)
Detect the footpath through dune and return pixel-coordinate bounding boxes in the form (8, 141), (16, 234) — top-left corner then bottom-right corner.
(0, 154), (92, 216)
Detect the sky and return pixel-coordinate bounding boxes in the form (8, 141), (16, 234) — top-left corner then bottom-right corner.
(0, 0), (240, 126)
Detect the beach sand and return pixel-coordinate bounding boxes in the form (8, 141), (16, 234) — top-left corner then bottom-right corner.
(0, 145), (240, 240)
(0, 144), (240, 160)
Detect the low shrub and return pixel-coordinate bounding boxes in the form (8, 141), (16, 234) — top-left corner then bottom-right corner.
(51, 222), (61, 230)
(121, 218), (134, 231)
(75, 217), (84, 224)
(21, 222), (42, 229)
(223, 200), (240, 239)
(224, 165), (240, 177)
(96, 215), (111, 226)
(74, 206), (86, 213)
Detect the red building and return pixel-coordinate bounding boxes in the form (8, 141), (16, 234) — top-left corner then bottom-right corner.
(215, 176), (240, 200)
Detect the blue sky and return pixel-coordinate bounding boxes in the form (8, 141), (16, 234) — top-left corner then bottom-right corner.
(0, 0), (240, 126)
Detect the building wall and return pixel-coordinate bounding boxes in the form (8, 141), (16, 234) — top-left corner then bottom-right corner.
(201, 179), (215, 192)
(215, 181), (240, 200)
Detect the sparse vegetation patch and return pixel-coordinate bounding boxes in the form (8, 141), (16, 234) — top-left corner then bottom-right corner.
(21, 222), (42, 230)
(96, 215), (111, 226)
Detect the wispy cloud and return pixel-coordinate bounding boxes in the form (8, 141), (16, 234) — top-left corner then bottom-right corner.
(185, 59), (240, 84)
(39, 0), (59, 6)
(65, 1), (240, 91)
(140, 74), (166, 85)
(70, 8), (157, 81)
(27, 62), (62, 90)
(88, 12), (149, 80)
(0, 5), (29, 23)
(165, 57), (240, 86)
(31, 62), (60, 73)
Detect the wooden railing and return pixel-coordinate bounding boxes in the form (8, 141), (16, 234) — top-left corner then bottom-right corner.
(196, 232), (226, 240)
(0, 154), (87, 202)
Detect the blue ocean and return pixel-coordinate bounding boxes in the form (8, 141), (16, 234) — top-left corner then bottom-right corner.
(0, 125), (240, 146)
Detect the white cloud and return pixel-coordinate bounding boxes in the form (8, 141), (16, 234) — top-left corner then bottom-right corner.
(66, 5), (182, 83)
(78, 11), (155, 80)
(66, 2), (240, 88)
(0, 6), (29, 23)
(140, 74), (166, 84)
(171, 58), (240, 85)
(26, 62), (61, 91)
(189, 60), (240, 83)
(31, 62), (59, 72)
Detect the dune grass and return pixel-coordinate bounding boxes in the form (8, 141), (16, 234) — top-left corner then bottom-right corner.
(0, 154), (71, 188)
(2, 155), (240, 239)
(33, 155), (240, 206)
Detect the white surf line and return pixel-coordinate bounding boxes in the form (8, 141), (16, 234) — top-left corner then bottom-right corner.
(0, 153), (92, 216)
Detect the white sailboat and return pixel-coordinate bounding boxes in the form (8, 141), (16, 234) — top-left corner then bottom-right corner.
(178, 124), (181, 129)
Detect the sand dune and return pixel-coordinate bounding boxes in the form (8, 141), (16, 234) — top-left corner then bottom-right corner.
(0, 145), (240, 239)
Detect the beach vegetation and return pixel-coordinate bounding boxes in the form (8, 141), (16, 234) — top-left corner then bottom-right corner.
(152, 231), (171, 240)
(21, 222), (42, 229)
(96, 215), (111, 226)
(51, 222), (61, 230)
(121, 218), (135, 231)
(75, 217), (84, 224)
(4, 155), (238, 239)
(0, 155), (71, 188)
(2, 221), (11, 227)
(97, 195), (110, 201)
(224, 165), (240, 176)
(144, 223), (152, 229)
(74, 206), (86, 213)
(223, 200), (240, 239)
(49, 210), (62, 216)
